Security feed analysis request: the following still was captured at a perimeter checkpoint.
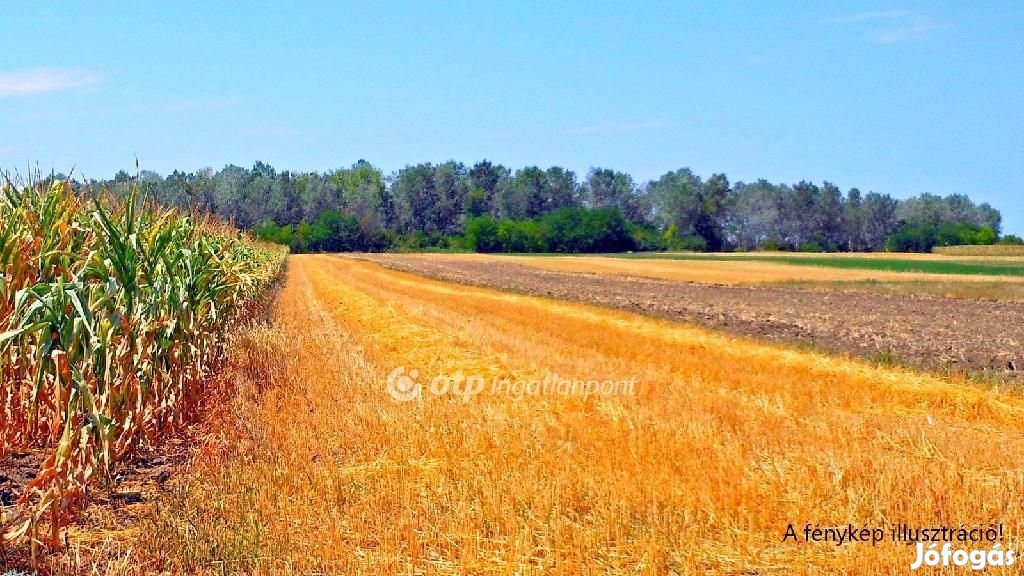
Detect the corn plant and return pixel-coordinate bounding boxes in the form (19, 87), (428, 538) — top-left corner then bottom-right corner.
(0, 177), (284, 561)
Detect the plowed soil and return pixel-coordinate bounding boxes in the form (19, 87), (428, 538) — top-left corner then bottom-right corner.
(354, 253), (1024, 378)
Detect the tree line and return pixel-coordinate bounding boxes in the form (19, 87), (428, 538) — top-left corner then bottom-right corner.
(93, 160), (1015, 253)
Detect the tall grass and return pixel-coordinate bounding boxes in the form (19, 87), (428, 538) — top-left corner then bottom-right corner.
(0, 178), (284, 562)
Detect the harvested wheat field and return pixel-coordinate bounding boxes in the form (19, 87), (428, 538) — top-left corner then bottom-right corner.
(61, 253), (1020, 575)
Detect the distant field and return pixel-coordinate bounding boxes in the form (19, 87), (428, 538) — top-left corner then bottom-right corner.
(360, 253), (1024, 376)
(445, 253), (1024, 286)
(612, 252), (1024, 277)
(630, 250), (1024, 261)
(935, 245), (1024, 256)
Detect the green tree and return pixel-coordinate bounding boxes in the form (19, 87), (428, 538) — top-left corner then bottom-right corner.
(649, 168), (725, 250)
(391, 163), (440, 234)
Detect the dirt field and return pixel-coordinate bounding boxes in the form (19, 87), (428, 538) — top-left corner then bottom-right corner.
(356, 253), (1024, 378)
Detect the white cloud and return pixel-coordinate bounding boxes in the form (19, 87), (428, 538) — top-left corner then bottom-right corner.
(829, 9), (947, 44)
(561, 120), (665, 136)
(0, 68), (102, 97)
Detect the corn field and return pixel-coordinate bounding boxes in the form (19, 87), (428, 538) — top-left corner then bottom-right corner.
(0, 178), (284, 559)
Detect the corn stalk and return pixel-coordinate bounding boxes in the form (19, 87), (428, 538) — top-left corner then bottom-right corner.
(0, 178), (285, 561)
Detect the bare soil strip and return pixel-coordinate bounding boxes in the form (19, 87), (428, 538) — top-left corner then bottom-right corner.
(354, 254), (1024, 378)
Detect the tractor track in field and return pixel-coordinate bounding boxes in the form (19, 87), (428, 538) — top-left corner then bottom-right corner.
(352, 254), (1024, 380)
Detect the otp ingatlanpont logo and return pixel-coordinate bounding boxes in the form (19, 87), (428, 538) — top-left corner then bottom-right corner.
(385, 366), (420, 401)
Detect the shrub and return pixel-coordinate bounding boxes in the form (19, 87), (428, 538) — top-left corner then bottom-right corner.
(465, 215), (502, 252)
(886, 222), (998, 252)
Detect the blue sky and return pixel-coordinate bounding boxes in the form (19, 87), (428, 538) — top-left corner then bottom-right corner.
(2, 1), (1022, 232)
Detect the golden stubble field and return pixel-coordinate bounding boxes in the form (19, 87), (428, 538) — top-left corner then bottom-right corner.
(81, 254), (1024, 575)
